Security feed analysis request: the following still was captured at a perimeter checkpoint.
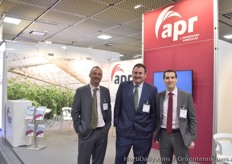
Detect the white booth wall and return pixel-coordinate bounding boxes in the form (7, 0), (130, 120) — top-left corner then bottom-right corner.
(0, 43), (4, 129)
(217, 39), (232, 133)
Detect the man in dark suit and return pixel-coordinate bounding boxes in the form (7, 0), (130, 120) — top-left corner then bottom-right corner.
(154, 70), (197, 164)
(71, 66), (111, 164)
(114, 63), (158, 164)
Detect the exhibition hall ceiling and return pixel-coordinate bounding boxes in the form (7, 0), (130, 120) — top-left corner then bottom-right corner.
(1, 0), (232, 60)
(1, 0), (232, 90)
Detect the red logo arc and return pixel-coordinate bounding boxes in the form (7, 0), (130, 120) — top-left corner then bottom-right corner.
(111, 64), (124, 81)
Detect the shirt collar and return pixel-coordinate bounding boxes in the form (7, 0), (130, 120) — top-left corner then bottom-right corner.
(89, 84), (100, 91)
(133, 82), (144, 88)
(166, 87), (177, 96)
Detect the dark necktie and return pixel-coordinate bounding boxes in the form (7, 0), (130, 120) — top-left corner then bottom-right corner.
(134, 85), (139, 111)
(91, 88), (98, 129)
(167, 92), (173, 133)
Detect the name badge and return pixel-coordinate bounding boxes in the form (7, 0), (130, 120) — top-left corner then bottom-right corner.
(142, 102), (150, 113)
(179, 105), (187, 118)
(103, 103), (108, 110)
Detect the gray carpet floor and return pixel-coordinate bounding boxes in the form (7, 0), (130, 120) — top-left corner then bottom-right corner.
(10, 120), (198, 164)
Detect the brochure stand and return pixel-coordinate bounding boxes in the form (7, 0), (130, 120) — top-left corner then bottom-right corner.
(25, 106), (46, 150)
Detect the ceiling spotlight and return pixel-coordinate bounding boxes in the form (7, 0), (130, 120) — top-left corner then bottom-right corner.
(134, 4), (153, 11)
(97, 35), (112, 40)
(134, 4), (144, 9)
(3, 16), (21, 25)
(45, 41), (52, 44)
(30, 31), (47, 36)
(224, 34), (232, 39)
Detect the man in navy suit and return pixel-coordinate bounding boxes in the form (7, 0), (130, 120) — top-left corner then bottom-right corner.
(114, 63), (158, 164)
(154, 70), (197, 164)
(71, 66), (111, 164)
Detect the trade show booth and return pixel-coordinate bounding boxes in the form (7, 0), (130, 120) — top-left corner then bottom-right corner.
(1, 0), (232, 163)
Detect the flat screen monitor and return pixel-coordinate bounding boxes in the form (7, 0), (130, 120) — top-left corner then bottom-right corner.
(153, 70), (193, 94)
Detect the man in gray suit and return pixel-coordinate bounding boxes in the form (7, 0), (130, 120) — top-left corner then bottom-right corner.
(154, 70), (197, 164)
(71, 66), (111, 164)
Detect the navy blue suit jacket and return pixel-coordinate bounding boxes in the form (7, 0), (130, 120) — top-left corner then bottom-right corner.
(114, 81), (157, 139)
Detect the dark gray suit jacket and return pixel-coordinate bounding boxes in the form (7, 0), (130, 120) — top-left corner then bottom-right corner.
(71, 84), (111, 139)
(154, 89), (197, 147)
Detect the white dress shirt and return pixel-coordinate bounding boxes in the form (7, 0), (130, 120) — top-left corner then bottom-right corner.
(133, 82), (144, 107)
(161, 87), (179, 129)
(89, 84), (105, 128)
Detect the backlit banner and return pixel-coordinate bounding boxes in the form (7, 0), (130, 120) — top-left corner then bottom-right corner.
(109, 59), (142, 110)
(144, 0), (213, 49)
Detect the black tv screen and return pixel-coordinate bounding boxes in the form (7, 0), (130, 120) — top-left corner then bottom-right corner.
(153, 70), (193, 94)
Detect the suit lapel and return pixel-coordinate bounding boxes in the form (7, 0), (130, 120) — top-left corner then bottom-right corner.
(177, 89), (183, 118)
(127, 81), (136, 111)
(85, 85), (93, 114)
(160, 91), (166, 118)
(140, 83), (148, 107)
(86, 85), (92, 98)
(99, 86), (104, 112)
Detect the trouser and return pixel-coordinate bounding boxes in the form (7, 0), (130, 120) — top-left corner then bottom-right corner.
(78, 128), (108, 164)
(115, 134), (153, 164)
(159, 129), (189, 164)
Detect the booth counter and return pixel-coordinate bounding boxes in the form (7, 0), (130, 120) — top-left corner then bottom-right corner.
(5, 100), (32, 147)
